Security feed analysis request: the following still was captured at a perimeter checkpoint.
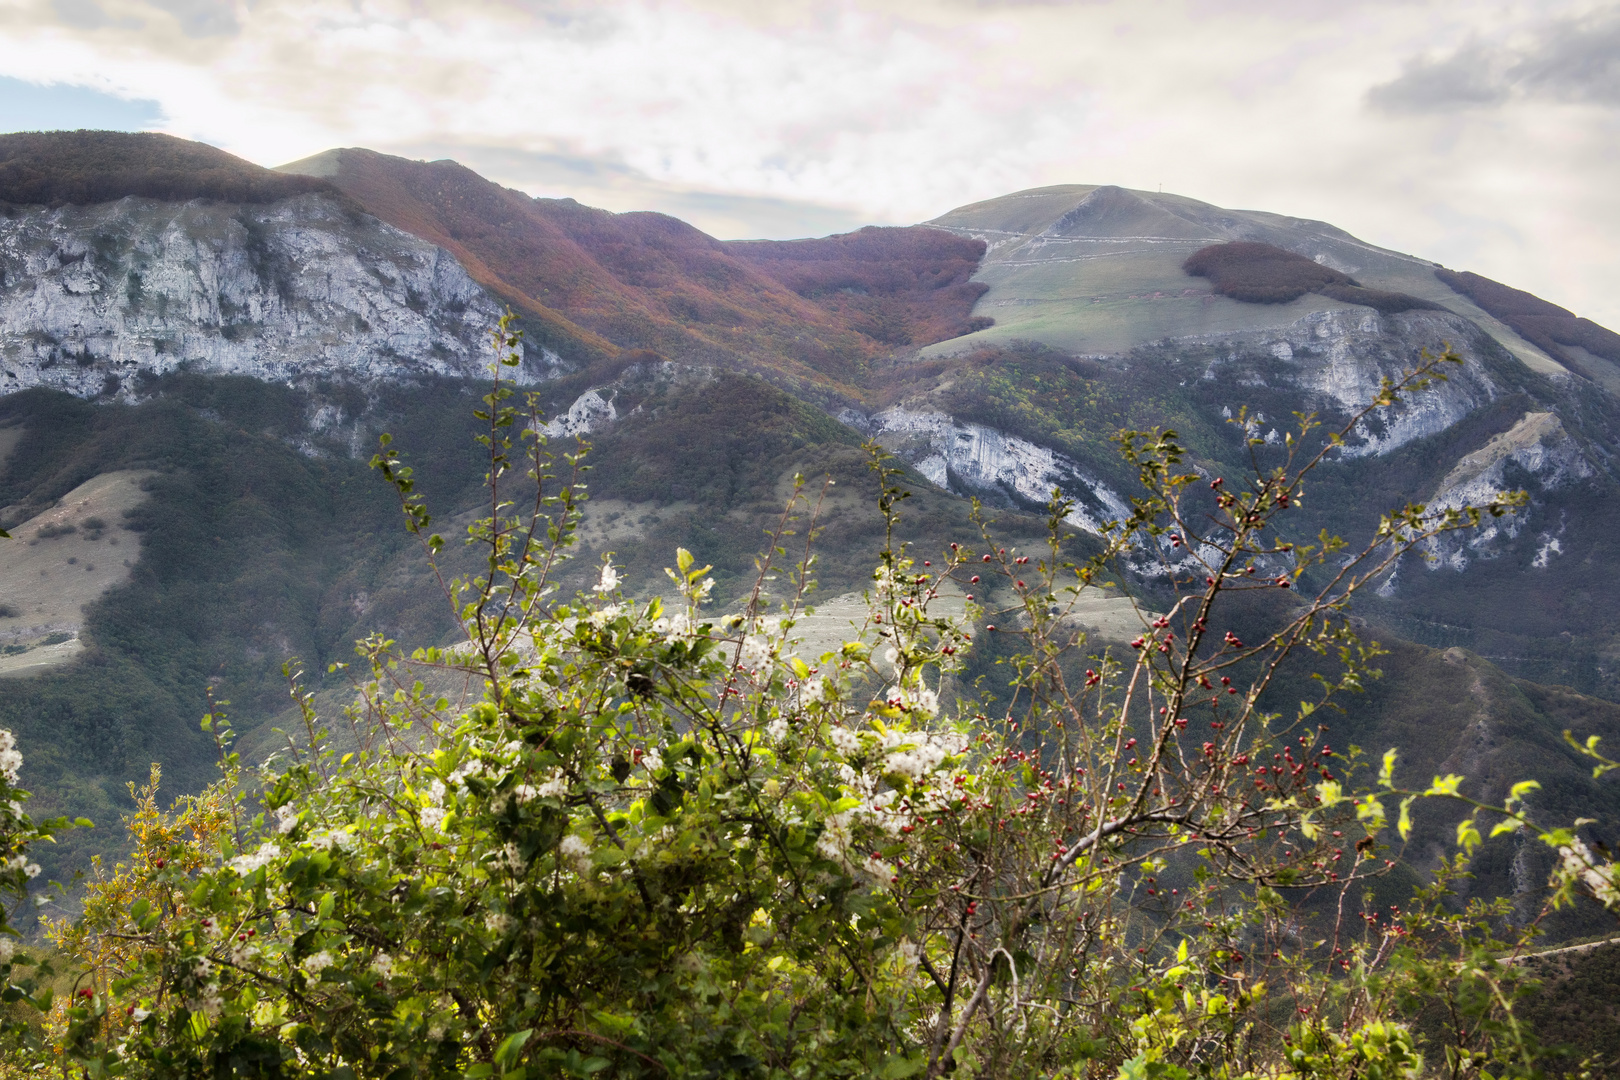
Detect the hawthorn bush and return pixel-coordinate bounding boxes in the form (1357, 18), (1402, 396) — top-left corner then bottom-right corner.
(0, 318), (1616, 1078)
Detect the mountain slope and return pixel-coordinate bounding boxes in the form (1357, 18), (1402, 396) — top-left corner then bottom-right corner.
(278, 148), (992, 396)
(926, 183), (1569, 378)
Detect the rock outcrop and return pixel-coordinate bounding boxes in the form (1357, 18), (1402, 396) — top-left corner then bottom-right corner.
(0, 193), (549, 399)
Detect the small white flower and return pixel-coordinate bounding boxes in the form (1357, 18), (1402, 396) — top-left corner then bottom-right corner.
(227, 846), (276, 876)
(22, 863), (39, 879)
(492, 842), (527, 874)
(302, 951), (334, 976)
(559, 833), (592, 872)
(535, 772), (569, 799)
(766, 718), (789, 743)
(829, 726), (865, 756)
(588, 603), (624, 629)
(1559, 837), (1620, 907)
(742, 635), (773, 671)
(308, 829), (355, 852)
(484, 911), (514, 934)
(420, 805), (447, 831)
(192, 988), (223, 1018)
(274, 804), (299, 834)
(372, 952), (395, 979)
(595, 563), (620, 594)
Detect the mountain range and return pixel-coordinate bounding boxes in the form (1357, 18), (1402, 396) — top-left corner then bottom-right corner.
(0, 131), (1617, 936)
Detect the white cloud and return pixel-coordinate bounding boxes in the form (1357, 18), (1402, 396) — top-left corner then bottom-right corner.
(0, 0), (1616, 326)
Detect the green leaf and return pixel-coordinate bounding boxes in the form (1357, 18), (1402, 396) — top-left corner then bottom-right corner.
(878, 1055), (924, 1078)
(1423, 774), (1465, 798)
(495, 1029), (533, 1071)
(317, 892), (334, 920)
(1456, 817), (1482, 854)
(1379, 748), (1398, 789)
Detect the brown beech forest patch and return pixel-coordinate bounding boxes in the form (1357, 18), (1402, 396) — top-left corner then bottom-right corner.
(1436, 267), (1620, 376)
(724, 227), (993, 347)
(1184, 241), (1441, 315)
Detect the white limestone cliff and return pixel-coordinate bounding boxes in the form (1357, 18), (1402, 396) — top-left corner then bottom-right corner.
(1198, 308), (1499, 458)
(0, 194), (554, 399)
(854, 405), (1130, 535)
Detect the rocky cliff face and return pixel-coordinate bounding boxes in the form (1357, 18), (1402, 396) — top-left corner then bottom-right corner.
(0, 194), (550, 400)
(1193, 307), (1503, 457)
(1406, 411), (1596, 577)
(846, 405), (1130, 534)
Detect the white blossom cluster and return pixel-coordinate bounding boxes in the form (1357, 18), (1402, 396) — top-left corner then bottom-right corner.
(4, 854), (40, 878)
(0, 729), (21, 784)
(826, 721), (965, 783)
(810, 719), (969, 889)
(651, 610), (702, 642)
(227, 845), (277, 876)
(559, 833), (593, 873)
(1559, 836), (1620, 908)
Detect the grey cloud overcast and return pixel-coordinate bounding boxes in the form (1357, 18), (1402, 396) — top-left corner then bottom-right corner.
(1370, 9), (1620, 111)
(1, 0), (1618, 326)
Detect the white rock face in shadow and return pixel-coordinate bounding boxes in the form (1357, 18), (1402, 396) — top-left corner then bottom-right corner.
(1382, 411), (1595, 587)
(1430, 411), (1592, 511)
(862, 405), (1130, 535)
(0, 194), (549, 398)
(543, 388), (618, 437)
(1198, 308), (1500, 459)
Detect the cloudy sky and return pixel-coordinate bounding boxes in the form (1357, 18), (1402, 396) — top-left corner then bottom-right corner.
(1, 0), (1617, 325)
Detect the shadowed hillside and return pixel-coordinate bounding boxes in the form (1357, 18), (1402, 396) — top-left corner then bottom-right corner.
(725, 227), (991, 345)
(0, 131), (335, 208)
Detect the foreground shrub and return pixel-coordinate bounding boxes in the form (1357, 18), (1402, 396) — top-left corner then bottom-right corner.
(1, 319), (1615, 1078)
